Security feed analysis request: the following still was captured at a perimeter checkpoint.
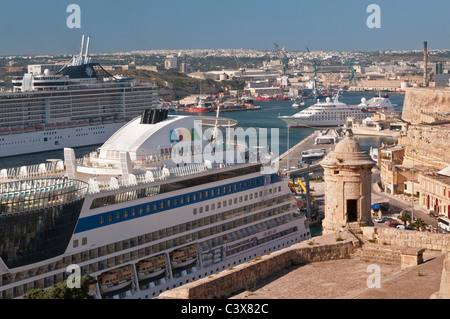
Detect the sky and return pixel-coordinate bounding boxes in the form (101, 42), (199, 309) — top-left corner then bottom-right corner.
(0, 0), (449, 56)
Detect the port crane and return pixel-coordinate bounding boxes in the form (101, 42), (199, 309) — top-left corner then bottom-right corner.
(339, 52), (357, 86)
(274, 42), (289, 76)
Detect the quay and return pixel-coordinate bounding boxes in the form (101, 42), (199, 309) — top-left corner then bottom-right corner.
(277, 128), (340, 175)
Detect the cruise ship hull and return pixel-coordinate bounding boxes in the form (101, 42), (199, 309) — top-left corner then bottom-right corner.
(280, 117), (346, 128)
(0, 123), (126, 158)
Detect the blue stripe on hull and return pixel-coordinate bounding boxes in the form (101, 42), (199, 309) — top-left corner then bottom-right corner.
(74, 173), (281, 234)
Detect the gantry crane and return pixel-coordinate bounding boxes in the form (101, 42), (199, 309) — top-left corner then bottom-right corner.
(339, 52), (357, 86)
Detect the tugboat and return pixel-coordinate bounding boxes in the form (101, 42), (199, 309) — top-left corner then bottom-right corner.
(183, 98), (211, 113)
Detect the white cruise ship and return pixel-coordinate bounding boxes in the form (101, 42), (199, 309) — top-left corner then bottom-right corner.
(278, 92), (397, 128)
(0, 35), (159, 158)
(0, 109), (310, 299)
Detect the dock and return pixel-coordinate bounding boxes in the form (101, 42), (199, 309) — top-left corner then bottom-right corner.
(277, 128), (341, 176)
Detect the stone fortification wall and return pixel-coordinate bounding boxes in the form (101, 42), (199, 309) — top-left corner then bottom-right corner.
(375, 228), (450, 251)
(401, 124), (450, 169)
(401, 88), (450, 125)
(158, 238), (358, 299)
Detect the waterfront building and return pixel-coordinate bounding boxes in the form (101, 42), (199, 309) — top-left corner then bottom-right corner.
(419, 167), (450, 217)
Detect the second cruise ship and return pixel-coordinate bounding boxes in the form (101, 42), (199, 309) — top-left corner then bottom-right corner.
(0, 35), (159, 158)
(279, 92), (398, 128)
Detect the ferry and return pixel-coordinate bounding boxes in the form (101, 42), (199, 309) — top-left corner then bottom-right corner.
(0, 108), (310, 299)
(0, 35), (159, 158)
(279, 92), (397, 128)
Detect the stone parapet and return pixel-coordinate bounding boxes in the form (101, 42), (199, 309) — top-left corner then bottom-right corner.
(158, 234), (359, 299)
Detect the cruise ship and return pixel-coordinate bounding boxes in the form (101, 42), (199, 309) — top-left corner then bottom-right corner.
(0, 35), (159, 158)
(0, 108), (310, 299)
(278, 92), (397, 128)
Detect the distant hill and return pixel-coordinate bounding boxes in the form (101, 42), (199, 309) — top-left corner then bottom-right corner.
(109, 69), (243, 101)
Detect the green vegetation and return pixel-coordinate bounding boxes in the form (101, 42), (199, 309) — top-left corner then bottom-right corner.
(23, 275), (97, 299)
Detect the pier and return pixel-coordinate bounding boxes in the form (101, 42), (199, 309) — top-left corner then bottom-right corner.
(277, 128), (340, 176)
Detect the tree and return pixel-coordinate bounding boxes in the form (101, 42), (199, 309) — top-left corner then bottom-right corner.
(23, 275), (97, 299)
(411, 218), (427, 232)
(398, 211), (412, 226)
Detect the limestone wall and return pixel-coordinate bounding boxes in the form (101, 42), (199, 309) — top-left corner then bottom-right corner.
(402, 88), (450, 125)
(375, 228), (450, 251)
(401, 124), (450, 169)
(158, 238), (358, 299)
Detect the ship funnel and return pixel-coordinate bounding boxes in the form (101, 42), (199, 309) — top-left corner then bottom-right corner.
(140, 109), (169, 125)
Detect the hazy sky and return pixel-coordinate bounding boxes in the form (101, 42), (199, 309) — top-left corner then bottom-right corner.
(0, 0), (448, 55)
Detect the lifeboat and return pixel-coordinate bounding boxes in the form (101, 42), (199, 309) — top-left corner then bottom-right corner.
(24, 126), (36, 132)
(45, 124), (56, 130)
(57, 122), (67, 128)
(11, 127), (23, 134)
(0, 128), (10, 135)
(114, 115), (126, 123)
(78, 120), (89, 126)
(35, 124), (43, 130)
(68, 121), (78, 127)
(102, 117), (114, 124)
(136, 255), (168, 280)
(169, 245), (198, 269)
(98, 266), (134, 294)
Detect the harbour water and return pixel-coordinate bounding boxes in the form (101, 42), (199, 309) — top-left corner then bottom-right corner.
(0, 91), (404, 169)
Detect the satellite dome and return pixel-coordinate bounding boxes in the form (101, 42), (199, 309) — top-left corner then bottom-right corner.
(44, 69), (50, 76)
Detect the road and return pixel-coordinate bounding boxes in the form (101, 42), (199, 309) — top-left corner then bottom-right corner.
(371, 169), (438, 229)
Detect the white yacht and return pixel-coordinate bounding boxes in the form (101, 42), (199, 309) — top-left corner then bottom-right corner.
(279, 92), (397, 128)
(0, 109), (310, 299)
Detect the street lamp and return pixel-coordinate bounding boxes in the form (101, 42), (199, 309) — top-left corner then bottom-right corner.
(411, 148), (416, 223)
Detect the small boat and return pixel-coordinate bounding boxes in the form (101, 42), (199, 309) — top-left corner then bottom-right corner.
(136, 255), (168, 280)
(183, 99), (210, 113)
(169, 245), (198, 269)
(98, 266), (134, 294)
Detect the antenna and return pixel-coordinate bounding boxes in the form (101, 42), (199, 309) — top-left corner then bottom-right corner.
(84, 35), (90, 64)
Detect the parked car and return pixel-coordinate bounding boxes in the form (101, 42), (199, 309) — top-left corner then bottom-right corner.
(396, 224), (405, 229)
(375, 217), (388, 223)
(384, 218), (396, 224)
(388, 220), (400, 227)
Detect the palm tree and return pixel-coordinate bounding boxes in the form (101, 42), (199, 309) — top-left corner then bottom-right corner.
(398, 211), (412, 226)
(412, 218), (427, 231)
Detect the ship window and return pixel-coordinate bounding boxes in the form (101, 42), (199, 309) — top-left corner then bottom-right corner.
(108, 214), (112, 222)
(193, 208), (197, 215)
(82, 238), (87, 245)
(116, 212), (121, 220)
(160, 202), (164, 209)
(146, 205), (150, 213)
(124, 210), (129, 218)
(167, 200), (171, 208)
(73, 240), (78, 248)
(153, 204), (157, 211)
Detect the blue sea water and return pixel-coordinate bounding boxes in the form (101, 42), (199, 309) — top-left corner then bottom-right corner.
(0, 91), (404, 170)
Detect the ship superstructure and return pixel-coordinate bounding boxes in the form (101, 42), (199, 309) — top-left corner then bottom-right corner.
(0, 109), (310, 299)
(0, 35), (158, 158)
(279, 92), (397, 128)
